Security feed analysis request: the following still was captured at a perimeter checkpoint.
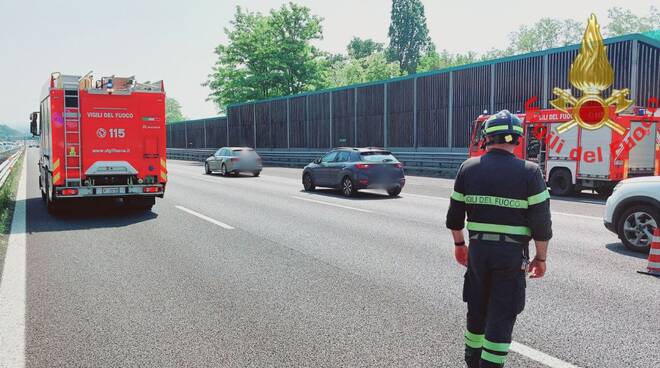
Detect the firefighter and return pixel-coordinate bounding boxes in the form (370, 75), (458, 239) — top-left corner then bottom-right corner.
(446, 110), (552, 367)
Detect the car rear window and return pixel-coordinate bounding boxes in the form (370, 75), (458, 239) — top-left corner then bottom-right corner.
(360, 152), (398, 163)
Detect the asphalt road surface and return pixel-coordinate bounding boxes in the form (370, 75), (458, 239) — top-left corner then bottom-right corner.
(5, 148), (659, 367)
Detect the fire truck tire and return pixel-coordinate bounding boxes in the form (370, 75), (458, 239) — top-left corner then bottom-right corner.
(46, 176), (61, 214)
(40, 175), (47, 202)
(549, 169), (574, 196)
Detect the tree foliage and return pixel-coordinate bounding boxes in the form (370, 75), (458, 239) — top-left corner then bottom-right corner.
(206, 4), (325, 110)
(605, 6), (660, 36)
(418, 49), (478, 73)
(508, 18), (583, 53)
(387, 0), (432, 74)
(347, 37), (384, 59)
(165, 98), (186, 124)
(327, 52), (402, 86)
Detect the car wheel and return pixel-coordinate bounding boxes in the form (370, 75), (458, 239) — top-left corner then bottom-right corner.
(549, 169), (574, 196)
(341, 176), (355, 197)
(205, 162), (211, 175)
(303, 173), (315, 191)
(617, 205), (658, 253)
(387, 187), (402, 197)
(252, 171), (261, 177)
(221, 164), (228, 177)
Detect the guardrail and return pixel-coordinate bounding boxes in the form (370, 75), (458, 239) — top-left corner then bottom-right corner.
(0, 148), (22, 188)
(167, 148), (467, 177)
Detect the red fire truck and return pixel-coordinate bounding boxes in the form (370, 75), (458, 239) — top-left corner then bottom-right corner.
(469, 107), (660, 196)
(30, 72), (167, 212)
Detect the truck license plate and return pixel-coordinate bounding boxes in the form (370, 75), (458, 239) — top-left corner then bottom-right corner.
(101, 187), (120, 194)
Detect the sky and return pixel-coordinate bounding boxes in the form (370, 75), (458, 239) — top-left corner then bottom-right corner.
(0, 0), (657, 130)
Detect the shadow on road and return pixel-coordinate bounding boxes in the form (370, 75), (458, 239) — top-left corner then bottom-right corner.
(26, 197), (158, 234)
(605, 242), (648, 259)
(298, 189), (399, 201)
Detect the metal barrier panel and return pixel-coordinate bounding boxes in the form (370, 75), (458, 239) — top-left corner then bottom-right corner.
(452, 65), (491, 148)
(356, 84), (384, 147)
(637, 43), (660, 104)
(332, 89), (356, 147)
(308, 92), (330, 148)
(289, 97), (307, 148)
(417, 73), (450, 147)
(388, 78), (414, 147)
(494, 56), (544, 113)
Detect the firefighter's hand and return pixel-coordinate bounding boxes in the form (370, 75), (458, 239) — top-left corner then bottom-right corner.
(454, 245), (468, 267)
(528, 258), (546, 278)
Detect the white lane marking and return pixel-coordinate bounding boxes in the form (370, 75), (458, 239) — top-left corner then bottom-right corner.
(511, 341), (582, 368)
(291, 196), (373, 213)
(403, 193), (449, 200)
(552, 211), (601, 220)
(0, 153), (26, 368)
(175, 206), (234, 229)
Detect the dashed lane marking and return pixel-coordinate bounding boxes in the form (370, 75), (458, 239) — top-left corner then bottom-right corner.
(291, 196), (373, 213)
(552, 211), (601, 220)
(0, 153), (27, 368)
(175, 206), (235, 229)
(511, 341), (582, 368)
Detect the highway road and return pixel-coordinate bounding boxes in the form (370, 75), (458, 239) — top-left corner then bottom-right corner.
(2, 148), (658, 367)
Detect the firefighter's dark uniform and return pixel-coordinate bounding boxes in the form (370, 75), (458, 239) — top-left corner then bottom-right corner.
(446, 111), (552, 368)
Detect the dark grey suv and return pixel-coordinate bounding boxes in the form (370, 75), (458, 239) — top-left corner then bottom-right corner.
(302, 148), (405, 197)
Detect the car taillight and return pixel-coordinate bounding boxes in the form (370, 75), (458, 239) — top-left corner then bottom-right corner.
(59, 188), (78, 196)
(143, 186), (161, 193)
(355, 163), (371, 169)
(393, 163), (403, 169)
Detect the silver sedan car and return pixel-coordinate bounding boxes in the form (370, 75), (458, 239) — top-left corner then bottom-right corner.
(205, 147), (263, 177)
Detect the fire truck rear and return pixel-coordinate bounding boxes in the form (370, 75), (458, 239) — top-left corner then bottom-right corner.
(468, 108), (660, 196)
(29, 72), (167, 212)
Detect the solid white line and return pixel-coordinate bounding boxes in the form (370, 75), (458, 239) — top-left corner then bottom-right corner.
(403, 193), (449, 201)
(552, 211), (601, 220)
(175, 206), (234, 229)
(291, 196), (373, 213)
(0, 153), (26, 368)
(511, 341), (582, 368)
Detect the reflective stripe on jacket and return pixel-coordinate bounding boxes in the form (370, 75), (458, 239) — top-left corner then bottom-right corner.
(445, 149), (552, 242)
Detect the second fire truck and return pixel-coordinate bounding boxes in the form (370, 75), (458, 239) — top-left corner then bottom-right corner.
(469, 106), (660, 196)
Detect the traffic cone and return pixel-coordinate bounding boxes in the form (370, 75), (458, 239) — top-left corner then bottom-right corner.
(638, 227), (660, 277)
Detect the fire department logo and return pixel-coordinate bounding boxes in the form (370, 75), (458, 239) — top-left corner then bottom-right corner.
(96, 128), (107, 138)
(550, 14), (631, 135)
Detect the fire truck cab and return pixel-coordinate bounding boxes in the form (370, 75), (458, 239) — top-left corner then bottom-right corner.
(469, 108), (660, 197)
(30, 72), (167, 213)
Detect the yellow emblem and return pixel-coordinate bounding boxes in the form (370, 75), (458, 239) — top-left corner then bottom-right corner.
(550, 14), (631, 135)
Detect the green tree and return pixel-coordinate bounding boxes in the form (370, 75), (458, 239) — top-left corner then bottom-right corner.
(327, 52), (401, 86)
(347, 37), (384, 59)
(508, 18), (583, 53)
(387, 0), (432, 74)
(605, 6), (660, 36)
(418, 49), (479, 72)
(206, 4), (325, 110)
(165, 98), (186, 124)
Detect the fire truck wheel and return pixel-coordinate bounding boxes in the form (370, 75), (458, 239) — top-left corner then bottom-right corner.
(549, 169), (574, 196)
(617, 205), (658, 253)
(205, 162), (211, 175)
(46, 177), (61, 214)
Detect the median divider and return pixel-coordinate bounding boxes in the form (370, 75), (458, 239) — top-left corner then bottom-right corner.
(166, 148), (467, 178)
